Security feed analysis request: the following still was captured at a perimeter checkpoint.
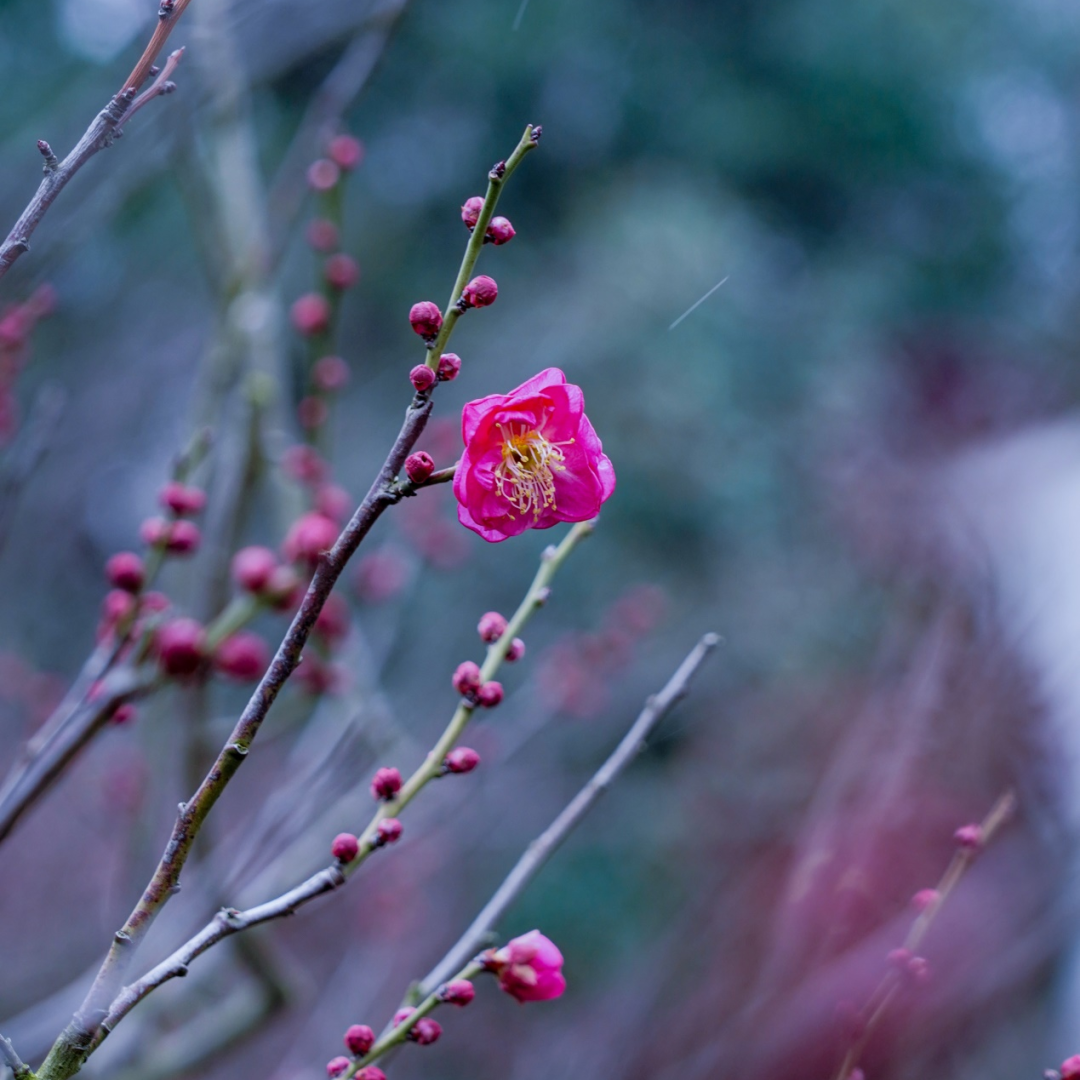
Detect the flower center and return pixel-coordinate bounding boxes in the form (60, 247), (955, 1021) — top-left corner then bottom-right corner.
(494, 423), (571, 519)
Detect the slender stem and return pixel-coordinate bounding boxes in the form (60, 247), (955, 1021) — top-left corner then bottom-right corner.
(0, 1034), (31, 1080)
(419, 632), (720, 996)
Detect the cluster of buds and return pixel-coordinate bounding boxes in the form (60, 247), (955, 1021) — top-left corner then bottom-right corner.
(451, 661), (503, 708)
(140, 480), (207, 557)
(460, 195), (516, 245)
(477, 610), (525, 661)
(392, 1008), (441, 1045)
(0, 282), (54, 444)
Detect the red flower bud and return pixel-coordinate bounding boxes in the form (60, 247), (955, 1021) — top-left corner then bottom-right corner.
(461, 275), (498, 308)
(477, 611), (507, 643)
(411, 1018), (441, 1045)
(325, 253), (360, 291)
(106, 552), (145, 593)
(291, 294), (332, 337)
(306, 218), (339, 252)
(328, 135), (364, 171)
(377, 817), (403, 845)
(165, 520), (201, 554)
(356, 1070), (386, 1080)
(452, 661), (482, 695)
(440, 979), (475, 1006)
(102, 589), (136, 625)
(410, 364), (436, 392)
(157, 618), (206, 677)
(344, 1023), (374, 1055)
(331, 833), (360, 862)
(140, 516), (170, 547)
(393, 1007), (415, 1027)
(213, 631), (270, 682)
(477, 681), (504, 708)
(506, 637), (526, 662)
(160, 481), (206, 516)
(437, 352), (461, 381)
(445, 746), (480, 774)
(487, 216), (516, 244)
(954, 823), (983, 850)
(408, 301), (443, 340)
(313, 355), (350, 391)
(283, 512), (339, 565)
(325, 1056), (350, 1079)
(1061, 1056), (1080, 1080)
(232, 546), (278, 593)
(405, 451), (435, 484)
(461, 196), (484, 229)
(911, 888), (940, 912)
(308, 158), (341, 192)
(371, 766), (402, 801)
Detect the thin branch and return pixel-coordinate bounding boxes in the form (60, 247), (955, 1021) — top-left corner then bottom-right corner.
(0, 0), (195, 282)
(419, 633), (721, 995)
(0, 1034), (31, 1080)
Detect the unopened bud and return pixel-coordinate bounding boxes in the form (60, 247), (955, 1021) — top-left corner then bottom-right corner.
(160, 481), (206, 516)
(410, 364), (436, 392)
(487, 216), (516, 244)
(506, 637), (526, 662)
(452, 661), (482, 695)
(326, 1056), (350, 1079)
(370, 766), (402, 801)
(405, 451), (435, 484)
(460, 275), (498, 309)
(377, 817), (403, 845)
(461, 196), (484, 229)
(308, 159), (340, 192)
(440, 979), (475, 1006)
(106, 552), (145, 593)
(477, 681), (504, 708)
(232, 546), (278, 593)
(331, 833), (359, 862)
(291, 293), (332, 337)
(445, 746), (480, 774)
(409, 301), (443, 340)
(954, 823), (983, 851)
(437, 352), (462, 381)
(328, 135), (364, 170)
(344, 1024), (375, 1055)
(411, 1018), (441, 1045)
(325, 253), (360, 291)
(313, 355), (350, 391)
(478, 611), (507, 643)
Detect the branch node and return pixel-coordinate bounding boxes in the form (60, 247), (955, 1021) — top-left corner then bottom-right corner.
(530, 124), (543, 144)
(37, 140), (59, 172)
(113, 930), (131, 945)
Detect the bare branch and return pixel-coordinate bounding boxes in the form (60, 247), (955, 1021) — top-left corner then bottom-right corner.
(0, 1033), (31, 1080)
(419, 633), (721, 996)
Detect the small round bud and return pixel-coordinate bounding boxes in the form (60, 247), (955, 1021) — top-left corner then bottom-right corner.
(157, 618), (206, 677)
(325, 1056), (350, 1079)
(410, 364), (436, 392)
(477, 681), (504, 708)
(440, 979), (476, 1006)
(298, 396), (329, 430)
(452, 661), (482, 696)
(106, 552), (145, 593)
(461, 275), (498, 308)
(325, 253), (360, 291)
(103, 589), (136, 625)
(371, 766), (402, 801)
(411, 1018), (441, 1045)
(461, 196), (484, 229)
(165, 520), (201, 554)
(377, 817), (403, 844)
(306, 218), (339, 252)
(291, 293), (332, 337)
(356, 1070), (386, 1080)
(283, 512), (338, 566)
(487, 216), (516, 245)
(408, 301), (443, 340)
(344, 1024), (374, 1055)
(307, 158), (341, 192)
(1061, 1056), (1080, 1080)
(331, 833), (360, 862)
(313, 355), (350, 392)
(140, 516), (170, 547)
(954, 823), (983, 850)
(232, 546), (278, 593)
(328, 134), (364, 170)
(445, 746), (480, 774)
(437, 352), (461, 381)
(393, 1007), (415, 1027)
(213, 631), (270, 682)
(478, 611), (507, 643)
(160, 481), (206, 516)
(911, 888), (940, 912)
(506, 637), (526, 662)
(405, 451), (435, 485)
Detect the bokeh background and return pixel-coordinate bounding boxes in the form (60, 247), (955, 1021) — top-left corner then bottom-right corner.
(1, 0), (1079, 1077)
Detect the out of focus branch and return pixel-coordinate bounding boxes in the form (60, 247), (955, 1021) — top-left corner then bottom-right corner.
(419, 632), (721, 996)
(0, 1), (195, 282)
(0, 1034), (31, 1080)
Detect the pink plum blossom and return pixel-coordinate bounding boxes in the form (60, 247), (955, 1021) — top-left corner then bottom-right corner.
(490, 929), (566, 1003)
(453, 368), (615, 543)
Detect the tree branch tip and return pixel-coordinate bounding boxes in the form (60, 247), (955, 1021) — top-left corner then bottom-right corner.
(701, 632), (721, 648)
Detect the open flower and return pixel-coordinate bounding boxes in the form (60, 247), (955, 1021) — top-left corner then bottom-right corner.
(489, 929), (566, 1002)
(453, 368), (615, 542)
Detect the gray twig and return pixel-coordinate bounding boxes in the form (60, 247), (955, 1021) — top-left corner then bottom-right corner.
(419, 632), (721, 995)
(0, 1033), (31, 1079)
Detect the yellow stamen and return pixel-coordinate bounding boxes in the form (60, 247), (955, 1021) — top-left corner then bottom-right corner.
(494, 422), (572, 520)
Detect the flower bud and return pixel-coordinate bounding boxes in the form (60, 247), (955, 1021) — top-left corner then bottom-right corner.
(313, 355), (350, 392)
(477, 681), (504, 708)
(325, 1056), (350, 1079)
(477, 611), (507, 643)
(160, 481), (206, 516)
(356, 1070), (386, 1080)
(411, 1018), (441, 1045)
(308, 158), (341, 192)
(911, 888), (940, 912)
(377, 817), (403, 845)
(409, 301), (443, 340)
(291, 293), (332, 337)
(344, 1024), (374, 1055)
(405, 451), (435, 485)
(437, 352), (461, 381)
(440, 979), (475, 1006)
(393, 1007), (415, 1027)
(487, 216), (516, 245)
(410, 364), (436, 392)
(461, 275), (498, 308)
(331, 833), (360, 862)
(445, 746), (480, 774)
(140, 516), (170, 547)
(283, 512), (339, 565)
(213, 631), (270, 682)
(461, 196), (484, 229)
(325, 253), (360, 291)
(490, 930), (566, 1002)
(506, 637), (526, 662)
(103, 589), (136, 625)
(232, 546), (278, 593)
(954, 823), (983, 850)
(306, 218), (339, 252)
(106, 552), (145, 593)
(165, 520), (201, 554)
(452, 661), (482, 695)
(265, 565), (303, 610)
(370, 766), (402, 801)
(298, 396), (329, 430)
(1061, 1056), (1080, 1080)
(157, 618), (206, 677)
(329, 135), (364, 170)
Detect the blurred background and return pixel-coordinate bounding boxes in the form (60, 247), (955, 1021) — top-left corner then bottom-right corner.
(0, 0), (1079, 1076)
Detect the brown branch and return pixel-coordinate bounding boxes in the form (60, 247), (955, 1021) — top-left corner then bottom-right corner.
(0, 1), (195, 283)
